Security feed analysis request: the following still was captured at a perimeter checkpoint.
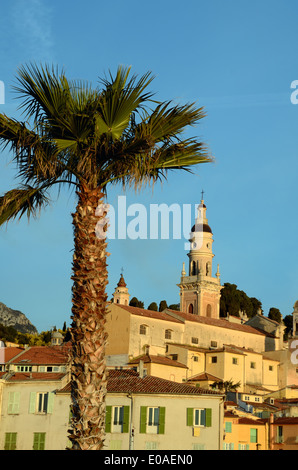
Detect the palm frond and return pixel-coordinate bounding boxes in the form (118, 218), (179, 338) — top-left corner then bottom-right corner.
(0, 184), (50, 225)
(96, 66), (155, 140)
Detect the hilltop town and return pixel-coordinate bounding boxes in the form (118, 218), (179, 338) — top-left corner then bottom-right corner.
(1, 199), (298, 450)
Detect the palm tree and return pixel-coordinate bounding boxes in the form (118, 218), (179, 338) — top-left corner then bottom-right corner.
(0, 63), (212, 449)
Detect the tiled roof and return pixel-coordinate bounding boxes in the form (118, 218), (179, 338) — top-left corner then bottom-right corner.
(1, 372), (66, 382)
(128, 354), (188, 369)
(0, 347), (25, 363)
(273, 417), (298, 425)
(106, 369), (222, 395)
(187, 372), (220, 382)
(111, 304), (184, 324)
(165, 309), (268, 336)
(57, 369), (223, 396)
(7, 344), (70, 365)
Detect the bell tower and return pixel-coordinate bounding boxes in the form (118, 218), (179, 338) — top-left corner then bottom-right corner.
(178, 196), (222, 318)
(113, 272), (130, 306)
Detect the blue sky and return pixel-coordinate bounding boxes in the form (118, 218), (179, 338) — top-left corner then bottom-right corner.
(0, 0), (298, 332)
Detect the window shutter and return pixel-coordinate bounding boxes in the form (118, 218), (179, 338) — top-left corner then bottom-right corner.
(246, 444), (250, 450)
(140, 406), (147, 434)
(4, 433), (17, 450)
(47, 392), (55, 414)
(186, 408), (193, 426)
(33, 433), (46, 450)
(225, 421), (232, 433)
(7, 392), (20, 414)
(205, 408), (212, 427)
(158, 407), (166, 435)
(29, 392), (36, 413)
(105, 406), (112, 433)
(122, 406), (130, 433)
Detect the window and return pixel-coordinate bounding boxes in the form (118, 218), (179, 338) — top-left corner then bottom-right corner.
(4, 433), (17, 450)
(223, 442), (234, 450)
(250, 428), (258, 443)
(7, 392), (20, 414)
(191, 337), (198, 344)
(39, 366), (60, 372)
(33, 433), (46, 450)
(16, 365), (32, 372)
(232, 358), (238, 365)
(211, 356), (217, 363)
(29, 392), (55, 414)
(188, 303), (194, 314)
(105, 406), (130, 434)
(238, 444), (249, 450)
(277, 426), (283, 443)
(165, 329), (172, 340)
(187, 408), (212, 428)
(210, 341), (217, 348)
(269, 365), (273, 371)
(193, 356), (199, 362)
(140, 406), (165, 435)
(250, 362), (256, 369)
(225, 421), (232, 433)
(140, 324), (147, 335)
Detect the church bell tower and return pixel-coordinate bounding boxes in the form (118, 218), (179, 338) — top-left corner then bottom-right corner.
(178, 196), (222, 318)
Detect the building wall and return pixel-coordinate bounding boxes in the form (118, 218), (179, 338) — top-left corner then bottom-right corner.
(0, 378), (70, 450)
(224, 416), (268, 450)
(105, 393), (224, 451)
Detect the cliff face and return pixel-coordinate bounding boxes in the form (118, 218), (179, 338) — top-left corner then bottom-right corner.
(0, 302), (38, 334)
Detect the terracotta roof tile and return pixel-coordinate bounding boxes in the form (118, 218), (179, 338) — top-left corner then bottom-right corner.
(106, 369), (222, 395)
(57, 369), (223, 396)
(8, 345), (70, 365)
(2, 372), (66, 382)
(110, 304), (184, 324)
(128, 354), (188, 369)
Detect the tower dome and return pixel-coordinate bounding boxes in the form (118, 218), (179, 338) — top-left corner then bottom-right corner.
(113, 272), (130, 305)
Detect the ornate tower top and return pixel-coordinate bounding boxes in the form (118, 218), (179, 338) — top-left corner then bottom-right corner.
(113, 272), (130, 306)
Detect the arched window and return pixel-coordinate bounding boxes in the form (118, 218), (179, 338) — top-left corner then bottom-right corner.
(165, 329), (172, 340)
(188, 303), (194, 314)
(206, 304), (212, 317)
(192, 261), (196, 275)
(140, 324), (148, 335)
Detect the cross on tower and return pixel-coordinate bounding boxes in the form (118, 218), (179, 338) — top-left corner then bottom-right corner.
(201, 189), (205, 201)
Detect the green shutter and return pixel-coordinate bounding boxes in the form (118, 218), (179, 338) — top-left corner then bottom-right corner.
(29, 392), (36, 413)
(205, 408), (212, 427)
(158, 407), (166, 435)
(140, 406), (147, 434)
(4, 433), (17, 450)
(225, 421), (232, 433)
(187, 408), (193, 426)
(122, 406), (130, 433)
(47, 392), (55, 413)
(33, 433), (46, 450)
(105, 406), (112, 433)
(7, 392), (20, 414)
(246, 444), (250, 450)
(250, 428), (257, 443)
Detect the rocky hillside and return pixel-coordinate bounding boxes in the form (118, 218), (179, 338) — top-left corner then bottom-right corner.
(0, 302), (38, 334)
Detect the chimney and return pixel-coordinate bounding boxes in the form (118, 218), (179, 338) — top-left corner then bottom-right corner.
(139, 360), (144, 378)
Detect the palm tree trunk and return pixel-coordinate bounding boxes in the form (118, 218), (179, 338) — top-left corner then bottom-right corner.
(69, 183), (109, 450)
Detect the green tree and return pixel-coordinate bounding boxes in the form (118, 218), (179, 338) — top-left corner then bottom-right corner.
(210, 379), (241, 396)
(159, 300), (168, 312)
(168, 303), (180, 311)
(147, 302), (158, 311)
(0, 64), (211, 449)
(129, 297), (144, 308)
(268, 307), (282, 324)
(283, 315), (293, 340)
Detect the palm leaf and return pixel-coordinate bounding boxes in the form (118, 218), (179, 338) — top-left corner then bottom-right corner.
(0, 184), (50, 225)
